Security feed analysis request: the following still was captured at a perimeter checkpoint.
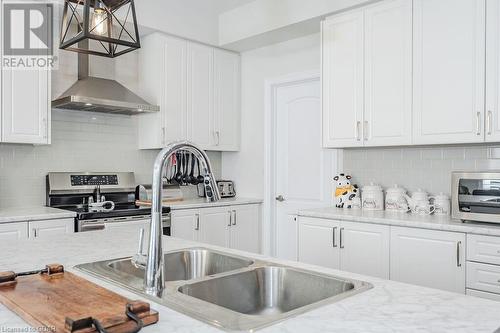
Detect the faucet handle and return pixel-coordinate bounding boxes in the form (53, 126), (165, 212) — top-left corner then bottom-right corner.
(137, 228), (145, 255)
(131, 228), (147, 269)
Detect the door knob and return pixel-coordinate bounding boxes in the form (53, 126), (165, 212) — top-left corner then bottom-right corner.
(275, 195), (285, 202)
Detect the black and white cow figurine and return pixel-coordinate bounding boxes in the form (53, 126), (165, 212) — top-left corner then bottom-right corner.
(333, 173), (359, 208)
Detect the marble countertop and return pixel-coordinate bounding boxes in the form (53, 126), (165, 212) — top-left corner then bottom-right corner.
(299, 207), (500, 236)
(0, 206), (76, 224)
(1, 227), (500, 332)
(168, 197), (262, 210)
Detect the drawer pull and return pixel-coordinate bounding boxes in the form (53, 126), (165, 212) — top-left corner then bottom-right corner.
(456, 241), (462, 267)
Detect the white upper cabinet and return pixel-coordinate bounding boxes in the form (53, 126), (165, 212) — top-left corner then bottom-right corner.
(322, 0), (412, 148)
(138, 34), (187, 149)
(486, 0), (500, 142)
(214, 49), (241, 151)
(137, 33), (241, 151)
(187, 42), (215, 149)
(413, 0), (486, 144)
(322, 11), (364, 148)
(2, 63), (51, 145)
(364, 0), (412, 146)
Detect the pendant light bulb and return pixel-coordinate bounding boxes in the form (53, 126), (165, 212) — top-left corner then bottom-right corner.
(92, 0), (107, 36)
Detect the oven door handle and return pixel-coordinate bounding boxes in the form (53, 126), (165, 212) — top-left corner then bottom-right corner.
(80, 222), (105, 232)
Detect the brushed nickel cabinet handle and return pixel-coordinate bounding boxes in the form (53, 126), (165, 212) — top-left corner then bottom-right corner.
(456, 241), (462, 267)
(356, 121), (361, 141)
(332, 227), (337, 248)
(340, 227), (344, 249)
(195, 214), (200, 231)
(162, 127), (166, 145)
(228, 211), (232, 226)
(232, 210), (237, 226)
(476, 112), (481, 135)
(488, 110), (493, 135)
(363, 121), (368, 141)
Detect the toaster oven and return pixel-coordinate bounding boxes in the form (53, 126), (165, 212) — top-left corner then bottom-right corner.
(452, 171), (500, 224)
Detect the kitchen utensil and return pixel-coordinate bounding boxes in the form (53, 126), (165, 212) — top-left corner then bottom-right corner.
(361, 182), (384, 210)
(174, 152), (183, 184)
(432, 193), (451, 215)
(0, 265), (158, 333)
(182, 153), (191, 185)
(196, 157), (205, 185)
(187, 154), (196, 185)
(385, 184), (408, 212)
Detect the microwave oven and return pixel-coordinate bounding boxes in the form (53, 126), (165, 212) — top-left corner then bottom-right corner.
(452, 171), (500, 224)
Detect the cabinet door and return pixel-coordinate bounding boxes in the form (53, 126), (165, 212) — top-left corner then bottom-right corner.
(486, 0), (500, 142)
(171, 210), (200, 242)
(298, 217), (340, 269)
(390, 226), (465, 293)
(339, 221), (390, 279)
(187, 42), (215, 149)
(0, 223), (28, 241)
(2, 68), (50, 144)
(322, 11), (364, 148)
(214, 49), (240, 151)
(364, 0), (412, 146)
(29, 219), (74, 239)
(230, 204), (260, 253)
(413, 0), (486, 144)
(163, 36), (188, 144)
(138, 34), (187, 149)
(199, 207), (231, 248)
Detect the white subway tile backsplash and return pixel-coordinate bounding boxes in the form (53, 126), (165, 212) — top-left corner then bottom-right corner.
(343, 145), (500, 196)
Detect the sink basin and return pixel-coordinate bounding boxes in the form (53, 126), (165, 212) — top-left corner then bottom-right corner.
(75, 248), (371, 331)
(179, 266), (355, 316)
(107, 248), (253, 281)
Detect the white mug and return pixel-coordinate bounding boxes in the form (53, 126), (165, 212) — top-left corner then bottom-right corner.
(412, 202), (435, 215)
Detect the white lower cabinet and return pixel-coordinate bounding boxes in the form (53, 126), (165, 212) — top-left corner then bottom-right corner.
(171, 210), (201, 242)
(28, 219), (74, 239)
(340, 221), (390, 279)
(299, 217), (340, 269)
(466, 234), (500, 301)
(298, 217), (390, 279)
(171, 204), (261, 253)
(0, 223), (28, 241)
(390, 226), (465, 293)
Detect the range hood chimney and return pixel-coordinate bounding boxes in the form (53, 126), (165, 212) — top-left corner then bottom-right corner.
(52, 52), (159, 115)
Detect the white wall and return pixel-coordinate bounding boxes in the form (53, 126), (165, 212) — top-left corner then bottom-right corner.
(222, 33), (322, 198)
(343, 145), (500, 197)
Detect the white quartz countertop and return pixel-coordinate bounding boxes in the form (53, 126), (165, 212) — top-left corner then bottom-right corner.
(168, 197), (262, 210)
(299, 207), (500, 236)
(0, 206), (76, 224)
(1, 227), (500, 332)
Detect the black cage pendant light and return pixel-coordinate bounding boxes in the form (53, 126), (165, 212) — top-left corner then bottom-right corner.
(60, 0), (140, 58)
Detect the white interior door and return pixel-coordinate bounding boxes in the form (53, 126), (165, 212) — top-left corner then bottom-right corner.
(274, 77), (336, 260)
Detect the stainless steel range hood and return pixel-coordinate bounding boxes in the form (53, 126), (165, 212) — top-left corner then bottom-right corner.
(52, 53), (159, 115)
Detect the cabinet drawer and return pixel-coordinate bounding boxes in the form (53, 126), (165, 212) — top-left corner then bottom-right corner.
(467, 234), (500, 265)
(467, 261), (500, 294)
(466, 288), (500, 302)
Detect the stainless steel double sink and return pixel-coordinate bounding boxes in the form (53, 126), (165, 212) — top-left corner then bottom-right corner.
(76, 248), (372, 331)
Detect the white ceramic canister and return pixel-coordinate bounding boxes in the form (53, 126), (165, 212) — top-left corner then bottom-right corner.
(432, 193), (451, 215)
(362, 182), (384, 211)
(409, 189), (435, 215)
(385, 184), (408, 212)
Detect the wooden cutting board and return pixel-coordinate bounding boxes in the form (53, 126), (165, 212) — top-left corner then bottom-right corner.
(0, 266), (158, 333)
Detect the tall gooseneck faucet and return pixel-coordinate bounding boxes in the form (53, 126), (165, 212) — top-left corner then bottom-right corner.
(144, 141), (220, 296)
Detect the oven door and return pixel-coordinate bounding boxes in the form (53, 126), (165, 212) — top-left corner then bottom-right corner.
(452, 172), (500, 223)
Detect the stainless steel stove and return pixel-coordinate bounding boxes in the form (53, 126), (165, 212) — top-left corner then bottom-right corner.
(46, 172), (170, 232)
